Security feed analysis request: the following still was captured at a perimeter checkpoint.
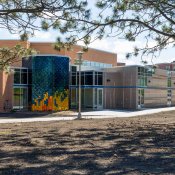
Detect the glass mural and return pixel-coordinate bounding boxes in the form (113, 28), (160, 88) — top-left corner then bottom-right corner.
(31, 55), (69, 111)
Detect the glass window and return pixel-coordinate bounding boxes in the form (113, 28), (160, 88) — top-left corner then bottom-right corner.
(13, 88), (28, 109)
(95, 72), (103, 85)
(84, 89), (93, 108)
(76, 72), (84, 85)
(71, 89), (77, 108)
(14, 68), (28, 85)
(95, 72), (98, 85)
(98, 89), (103, 106)
(87, 61), (91, 67)
(85, 72), (93, 85)
(13, 88), (21, 108)
(166, 66), (170, 70)
(14, 70), (20, 84)
(71, 75), (76, 85)
(168, 78), (171, 87)
(98, 73), (103, 85)
(81, 72), (85, 85)
(21, 69), (27, 73)
(96, 63), (99, 67)
(21, 72), (27, 84)
(94, 88), (97, 106)
(82, 60), (112, 68)
(71, 66), (77, 72)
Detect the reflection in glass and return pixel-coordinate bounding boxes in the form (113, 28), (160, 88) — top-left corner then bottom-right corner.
(14, 71), (20, 84)
(13, 88), (28, 110)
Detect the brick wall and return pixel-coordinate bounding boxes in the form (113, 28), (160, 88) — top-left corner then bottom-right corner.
(30, 42), (65, 55)
(0, 71), (3, 111)
(156, 63), (175, 71)
(0, 40), (27, 111)
(30, 42), (117, 66)
(0, 40), (30, 67)
(0, 71), (13, 112)
(65, 45), (117, 66)
(0, 40), (118, 67)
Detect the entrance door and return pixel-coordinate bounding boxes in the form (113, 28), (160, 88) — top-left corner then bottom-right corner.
(97, 88), (103, 109)
(138, 89), (144, 109)
(13, 87), (28, 110)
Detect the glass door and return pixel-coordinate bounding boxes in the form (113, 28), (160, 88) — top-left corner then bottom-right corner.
(13, 88), (21, 109)
(13, 87), (28, 110)
(138, 89), (144, 109)
(97, 88), (103, 109)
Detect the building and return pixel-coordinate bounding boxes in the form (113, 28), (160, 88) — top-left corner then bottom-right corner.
(70, 65), (175, 110)
(1, 39), (175, 112)
(156, 62), (175, 71)
(0, 40), (118, 112)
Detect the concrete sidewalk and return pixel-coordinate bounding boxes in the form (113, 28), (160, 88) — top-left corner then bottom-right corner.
(0, 107), (175, 124)
(83, 107), (175, 118)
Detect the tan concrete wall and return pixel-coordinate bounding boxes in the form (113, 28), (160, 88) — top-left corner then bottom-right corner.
(172, 89), (175, 106)
(103, 66), (137, 109)
(122, 67), (137, 109)
(103, 72), (122, 109)
(171, 72), (175, 105)
(144, 68), (168, 108)
(144, 89), (167, 107)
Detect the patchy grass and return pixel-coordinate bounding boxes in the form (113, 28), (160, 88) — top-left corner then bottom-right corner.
(0, 111), (175, 174)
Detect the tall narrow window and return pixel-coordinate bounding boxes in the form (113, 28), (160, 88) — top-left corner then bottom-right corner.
(14, 69), (20, 84)
(21, 69), (28, 84)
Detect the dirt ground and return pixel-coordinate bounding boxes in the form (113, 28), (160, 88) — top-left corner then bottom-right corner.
(0, 111), (175, 175)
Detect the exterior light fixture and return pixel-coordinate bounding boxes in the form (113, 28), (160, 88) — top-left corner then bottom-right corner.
(76, 51), (84, 119)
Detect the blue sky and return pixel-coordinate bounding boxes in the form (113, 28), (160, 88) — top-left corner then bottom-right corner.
(0, 0), (175, 65)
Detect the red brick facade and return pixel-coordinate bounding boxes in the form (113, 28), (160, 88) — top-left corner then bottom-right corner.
(30, 42), (117, 66)
(156, 62), (175, 71)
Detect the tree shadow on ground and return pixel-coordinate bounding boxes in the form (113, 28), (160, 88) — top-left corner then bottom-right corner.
(0, 121), (175, 175)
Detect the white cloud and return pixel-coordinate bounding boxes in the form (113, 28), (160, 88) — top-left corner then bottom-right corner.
(32, 31), (52, 40)
(0, 29), (19, 39)
(88, 38), (145, 65)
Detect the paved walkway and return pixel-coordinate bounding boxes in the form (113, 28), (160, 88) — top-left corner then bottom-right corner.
(0, 107), (175, 124)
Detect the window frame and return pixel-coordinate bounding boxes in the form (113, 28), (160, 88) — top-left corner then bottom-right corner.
(13, 68), (28, 85)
